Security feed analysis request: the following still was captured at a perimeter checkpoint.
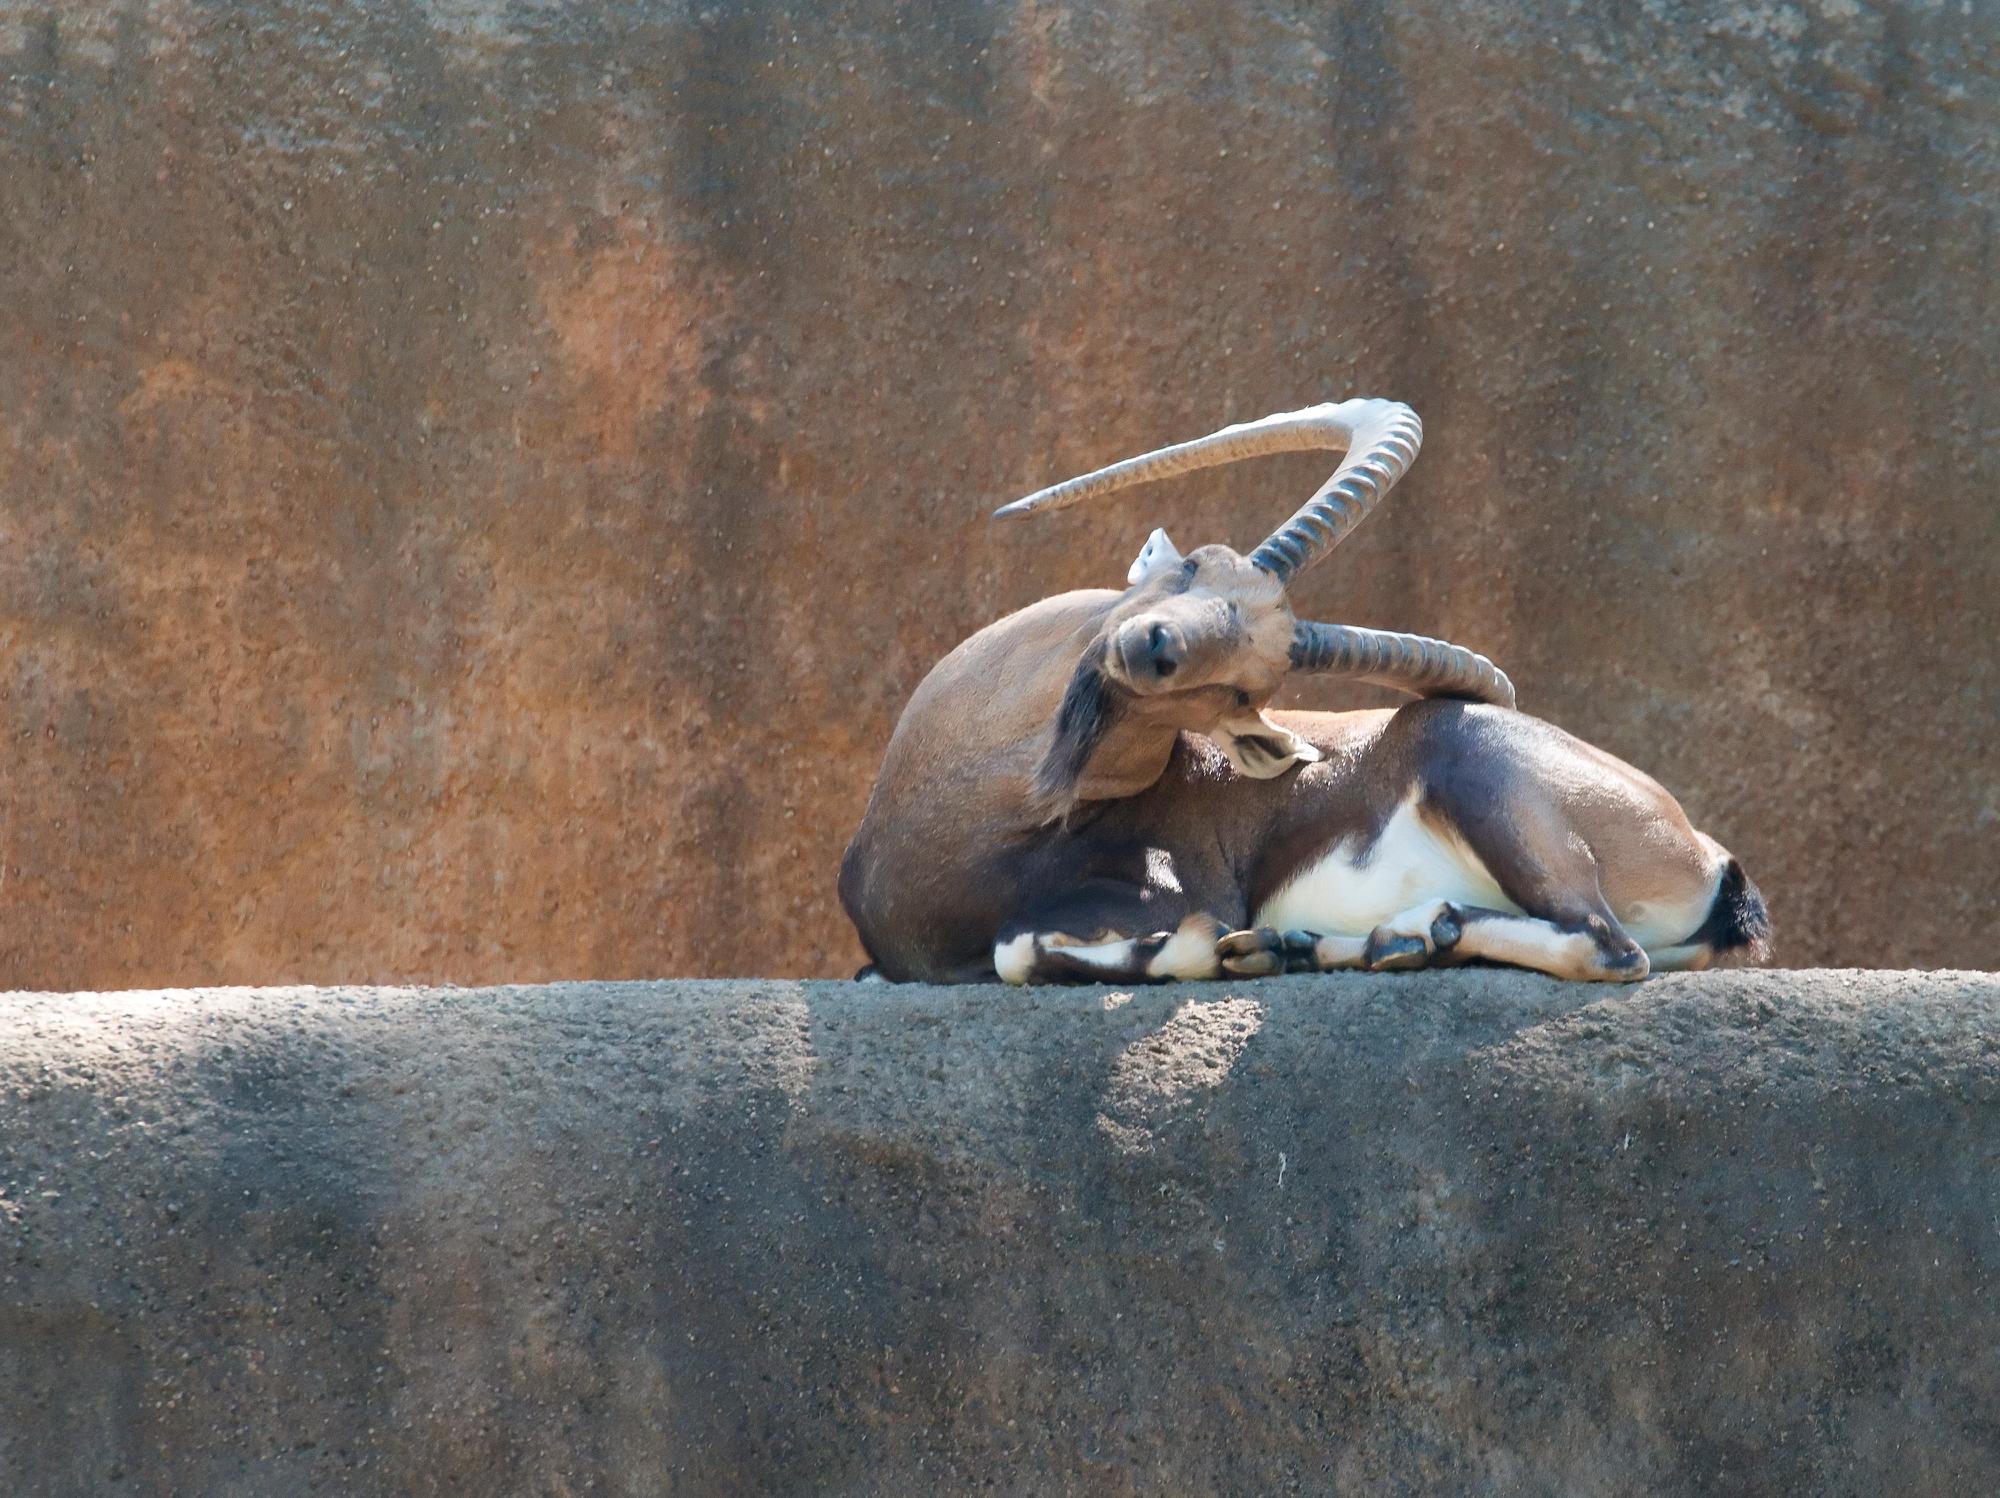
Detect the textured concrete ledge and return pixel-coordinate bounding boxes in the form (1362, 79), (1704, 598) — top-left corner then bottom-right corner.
(3, 971), (1996, 1495)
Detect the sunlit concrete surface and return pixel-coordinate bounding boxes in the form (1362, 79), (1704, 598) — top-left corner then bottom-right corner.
(3, 970), (1995, 1494)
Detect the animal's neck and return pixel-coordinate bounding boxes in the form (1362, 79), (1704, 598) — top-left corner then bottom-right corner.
(1064, 716), (1181, 805)
(1112, 708), (1392, 867)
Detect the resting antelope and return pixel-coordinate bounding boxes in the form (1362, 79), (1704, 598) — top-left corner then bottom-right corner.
(840, 399), (1769, 985)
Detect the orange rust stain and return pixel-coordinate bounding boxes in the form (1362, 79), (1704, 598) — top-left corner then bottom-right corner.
(538, 222), (714, 460)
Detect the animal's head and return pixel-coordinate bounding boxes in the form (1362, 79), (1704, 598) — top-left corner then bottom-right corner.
(1102, 534), (1293, 698)
(999, 399), (1515, 803)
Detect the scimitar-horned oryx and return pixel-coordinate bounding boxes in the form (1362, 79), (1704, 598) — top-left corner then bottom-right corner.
(840, 399), (1769, 985)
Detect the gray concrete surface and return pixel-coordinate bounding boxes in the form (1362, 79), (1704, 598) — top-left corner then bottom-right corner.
(3, 970), (1996, 1494)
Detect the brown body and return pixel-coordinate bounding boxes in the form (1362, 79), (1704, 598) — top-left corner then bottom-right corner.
(840, 585), (1767, 986)
(841, 399), (1767, 985)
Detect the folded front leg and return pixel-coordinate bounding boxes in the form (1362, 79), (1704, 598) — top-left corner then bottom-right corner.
(994, 882), (1228, 985)
(1216, 926), (1370, 977)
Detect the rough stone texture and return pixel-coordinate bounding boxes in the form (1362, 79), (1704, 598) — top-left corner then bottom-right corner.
(1, 970), (1996, 1494)
(0, 1), (1994, 987)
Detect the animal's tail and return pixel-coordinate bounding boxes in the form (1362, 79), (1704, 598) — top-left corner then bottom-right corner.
(1691, 856), (1772, 961)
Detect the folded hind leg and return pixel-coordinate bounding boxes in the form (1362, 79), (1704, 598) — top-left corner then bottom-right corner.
(1427, 903), (1649, 982)
(1424, 788), (1651, 981)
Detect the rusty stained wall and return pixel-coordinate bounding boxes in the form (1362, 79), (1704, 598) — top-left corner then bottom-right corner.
(0, 0), (1993, 988)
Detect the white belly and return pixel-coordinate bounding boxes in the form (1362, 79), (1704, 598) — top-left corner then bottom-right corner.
(1253, 793), (1519, 937)
(1252, 791), (1719, 949)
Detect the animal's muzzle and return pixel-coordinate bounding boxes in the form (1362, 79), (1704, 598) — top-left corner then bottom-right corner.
(1115, 617), (1186, 688)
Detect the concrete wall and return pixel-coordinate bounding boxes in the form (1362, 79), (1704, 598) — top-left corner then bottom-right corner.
(0, 1), (1994, 987)
(3, 970), (1997, 1494)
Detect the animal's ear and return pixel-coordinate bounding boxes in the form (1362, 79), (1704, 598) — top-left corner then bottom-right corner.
(1126, 527), (1184, 587)
(1212, 712), (1322, 779)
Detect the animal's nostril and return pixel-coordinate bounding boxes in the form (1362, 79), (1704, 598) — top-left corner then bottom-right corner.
(1148, 623), (1178, 677)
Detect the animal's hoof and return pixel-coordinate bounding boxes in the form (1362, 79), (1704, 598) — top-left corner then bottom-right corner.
(1222, 949), (1283, 977)
(1219, 927), (1328, 976)
(1600, 944), (1652, 981)
(1218, 927), (1283, 977)
(1216, 927), (1278, 957)
(1365, 931), (1430, 971)
(1429, 904), (1464, 950)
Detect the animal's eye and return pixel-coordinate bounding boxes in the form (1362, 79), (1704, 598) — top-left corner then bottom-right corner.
(1182, 558), (1198, 579)
(1236, 689), (1252, 707)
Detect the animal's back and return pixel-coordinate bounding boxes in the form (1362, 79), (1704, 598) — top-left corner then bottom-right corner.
(840, 590), (1122, 982)
(1255, 701), (1755, 958)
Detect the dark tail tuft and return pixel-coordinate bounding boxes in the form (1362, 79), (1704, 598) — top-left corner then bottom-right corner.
(1693, 857), (1771, 961)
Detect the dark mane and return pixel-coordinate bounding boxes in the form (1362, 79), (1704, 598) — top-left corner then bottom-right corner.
(1030, 643), (1124, 821)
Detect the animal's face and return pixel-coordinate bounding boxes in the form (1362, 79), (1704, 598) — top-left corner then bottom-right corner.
(1097, 530), (1297, 704)
(1034, 529), (1320, 803)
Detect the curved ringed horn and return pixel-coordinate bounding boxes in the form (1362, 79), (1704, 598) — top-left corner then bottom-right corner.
(1291, 620), (1516, 710)
(994, 398), (1421, 585)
